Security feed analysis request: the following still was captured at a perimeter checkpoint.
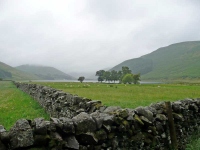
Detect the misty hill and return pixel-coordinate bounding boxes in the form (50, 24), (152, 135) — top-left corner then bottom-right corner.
(0, 61), (39, 80)
(16, 65), (74, 80)
(111, 41), (200, 80)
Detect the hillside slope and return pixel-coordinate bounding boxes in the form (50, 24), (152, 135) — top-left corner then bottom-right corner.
(16, 65), (74, 80)
(0, 62), (39, 80)
(111, 41), (200, 80)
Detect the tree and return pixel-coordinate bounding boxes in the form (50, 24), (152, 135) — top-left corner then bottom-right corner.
(117, 70), (123, 83)
(96, 70), (105, 83)
(122, 66), (132, 75)
(104, 71), (111, 82)
(110, 70), (118, 83)
(98, 76), (104, 82)
(96, 70), (105, 77)
(120, 66), (132, 83)
(133, 73), (141, 84)
(78, 76), (85, 83)
(122, 74), (134, 84)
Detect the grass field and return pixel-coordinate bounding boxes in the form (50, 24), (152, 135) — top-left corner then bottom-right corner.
(0, 81), (49, 129)
(0, 81), (200, 149)
(34, 82), (200, 109)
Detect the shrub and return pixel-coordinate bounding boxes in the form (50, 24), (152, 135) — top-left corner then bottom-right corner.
(122, 74), (133, 84)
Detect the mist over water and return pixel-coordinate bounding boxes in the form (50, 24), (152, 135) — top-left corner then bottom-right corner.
(29, 80), (163, 84)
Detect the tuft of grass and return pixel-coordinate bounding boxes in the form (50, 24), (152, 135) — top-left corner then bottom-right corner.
(0, 81), (49, 130)
(186, 130), (200, 150)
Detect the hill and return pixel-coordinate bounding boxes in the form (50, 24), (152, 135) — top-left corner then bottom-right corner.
(0, 62), (39, 80)
(15, 65), (74, 80)
(111, 41), (200, 80)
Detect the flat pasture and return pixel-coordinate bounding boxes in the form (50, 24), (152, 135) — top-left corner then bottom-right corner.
(33, 82), (200, 109)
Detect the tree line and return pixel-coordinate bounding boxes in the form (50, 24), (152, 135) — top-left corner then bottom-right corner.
(95, 66), (140, 84)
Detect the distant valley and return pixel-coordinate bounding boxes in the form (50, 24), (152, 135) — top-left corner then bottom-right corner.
(0, 62), (74, 80)
(15, 65), (74, 80)
(0, 62), (40, 80)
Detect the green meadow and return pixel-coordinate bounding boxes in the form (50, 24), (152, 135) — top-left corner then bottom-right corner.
(1, 81), (200, 129)
(34, 82), (200, 109)
(0, 81), (49, 129)
(1, 81), (200, 149)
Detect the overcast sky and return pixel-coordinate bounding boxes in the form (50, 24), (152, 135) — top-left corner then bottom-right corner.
(0, 0), (200, 75)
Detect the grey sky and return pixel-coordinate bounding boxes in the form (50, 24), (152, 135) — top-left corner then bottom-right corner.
(0, 0), (200, 75)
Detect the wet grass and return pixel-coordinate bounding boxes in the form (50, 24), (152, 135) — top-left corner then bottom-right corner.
(186, 130), (200, 150)
(0, 81), (49, 130)
(34, 82), (200, 109)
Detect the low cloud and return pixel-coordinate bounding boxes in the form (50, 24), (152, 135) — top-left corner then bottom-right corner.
(0, 0), (200, 75)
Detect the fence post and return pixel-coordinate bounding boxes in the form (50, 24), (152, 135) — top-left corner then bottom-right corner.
(165, 101), (178, 150)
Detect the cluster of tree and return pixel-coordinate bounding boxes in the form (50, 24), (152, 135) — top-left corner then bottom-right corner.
(96, 66), (140, 84)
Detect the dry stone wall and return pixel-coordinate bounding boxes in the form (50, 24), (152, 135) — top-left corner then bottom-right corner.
(15, 83), (103, 118)
(0, 82), (200, 150)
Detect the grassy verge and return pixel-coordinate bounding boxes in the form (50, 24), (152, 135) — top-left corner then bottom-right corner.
(186, 130), (200, 150)
(33, 82), (200, 109)
(0, 81), (49, 130)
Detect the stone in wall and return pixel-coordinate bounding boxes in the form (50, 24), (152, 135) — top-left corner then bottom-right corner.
(0, 125), (7, 150)
(9, 119), (34, 149)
